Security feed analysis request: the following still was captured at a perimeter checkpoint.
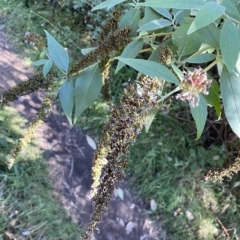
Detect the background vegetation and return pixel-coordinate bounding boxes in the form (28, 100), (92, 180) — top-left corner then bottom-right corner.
(1, 0), (240, 240)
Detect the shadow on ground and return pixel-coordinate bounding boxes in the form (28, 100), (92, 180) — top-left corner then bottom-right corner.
(0, 29), (166, 240)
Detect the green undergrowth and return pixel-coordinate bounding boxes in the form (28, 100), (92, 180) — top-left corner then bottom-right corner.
(127, 111), (240, 240)
(77, 99), (240, 240)
(0, 107), (81, 239)
(0, 0), (110, 60)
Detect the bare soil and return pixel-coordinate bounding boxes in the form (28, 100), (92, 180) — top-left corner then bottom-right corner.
(0, 28), (165, 240)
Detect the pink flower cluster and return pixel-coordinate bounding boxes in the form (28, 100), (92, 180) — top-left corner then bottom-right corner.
(176, 68), (212, 107)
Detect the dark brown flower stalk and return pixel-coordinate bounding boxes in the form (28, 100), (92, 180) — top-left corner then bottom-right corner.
(68, 26), (131, 76)
(8, 96), (53, 169)
(206, 158), (240, 182)
(25, 32), (45, 51)
(0, 73), (56, 108)
(82, 74), (163, 240)
(98, 9), (121, 42)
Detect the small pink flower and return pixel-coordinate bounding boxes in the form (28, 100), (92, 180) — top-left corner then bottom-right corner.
(176, 68), (212, 107)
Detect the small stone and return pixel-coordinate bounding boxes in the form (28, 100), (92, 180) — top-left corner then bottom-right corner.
(125, 221), (135, 234)
(186, 210), (194, 221)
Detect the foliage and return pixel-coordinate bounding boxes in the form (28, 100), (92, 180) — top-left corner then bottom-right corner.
(2, 0), (240, 239)
(128, 111), (240, 240)
(0, 107), (81, 239)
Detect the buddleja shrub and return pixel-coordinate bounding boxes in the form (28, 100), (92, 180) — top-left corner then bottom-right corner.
(2, 0), (240, 238)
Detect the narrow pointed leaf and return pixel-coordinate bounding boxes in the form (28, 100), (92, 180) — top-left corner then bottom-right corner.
(196, 23), (220, 48)
(117, 58), (179, 84)
(145, 109), (159, 133)
(91, 0), (111, 11)
(32, 59), (48, 66)
(220, 67), (240, 138)
(188, 2), (225, 34)
(173, 9), (191, 25)
(171, 63), (183, 80)
(220, 19), (239, 73)
(153, 8), (172, 20)
(221, 0), (240, 19)
(138, 0), (205, 10)
(74, 64), (102, 124)
(138, 19), (172, 32)
(44, 30), (69, 73)
(185, 53), (216, 63)
(172, 24), (202, 57)
(115, 39), (144, 73)
(92, 0), (126, 11)
(59, 80), (74, 124)
(142, 7), (161, 25)
(107, 0), (127, 10)
(190, 94), (207, 140)
(43, 59), (53, 78)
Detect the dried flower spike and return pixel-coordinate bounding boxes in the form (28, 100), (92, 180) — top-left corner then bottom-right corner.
(176, 67), (212, 107)
(83, 74), (163, 240)
(25, 32), (45, 51)
(1, 73), (56, 108)
(159, 45), (173, 65)
(8, 97), (52, 169)
(205, 158), (240, 182)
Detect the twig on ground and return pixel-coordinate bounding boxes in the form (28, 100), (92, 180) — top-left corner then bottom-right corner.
(216, 216), (230, 238)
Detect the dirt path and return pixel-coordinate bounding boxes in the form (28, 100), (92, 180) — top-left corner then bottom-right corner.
(0, 29), (165, 240)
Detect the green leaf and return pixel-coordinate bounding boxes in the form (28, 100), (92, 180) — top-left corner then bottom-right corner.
(39, 51), (46, 59)
(220, 19), (239, 73)
(107, 0), (127, 9)
(152, 8), (172, 20)
(170, 63), (183, 80)
(119, 8), (141, 36)
(142, 7), (161, 25)
(185, 53), (216, 63)
(43, 59), (53, 78)
(74, 64), (102, 124)
(172, 23), (202, 57)
(91, 0), (111, 11)
(59, 80), (74, 124)
(92, 0), (126, 11)
(138, 0), (205, 9)
(44, 30), (69, 73)
(173, 9), (191, 25)
(117, 58), (179, 84)
(137, 19), (172, 32)
(221, 0), (240, 19)
(220, 67), (240, 138)
(32, 59), (47, 66)
(196, 23), (220, 48)
(188, 1), (225, 35)
(190, 94), (207, 140)
(115, 39), (144, 73)
(144, 109), (159, 133)
(203, 78), (221, 118)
